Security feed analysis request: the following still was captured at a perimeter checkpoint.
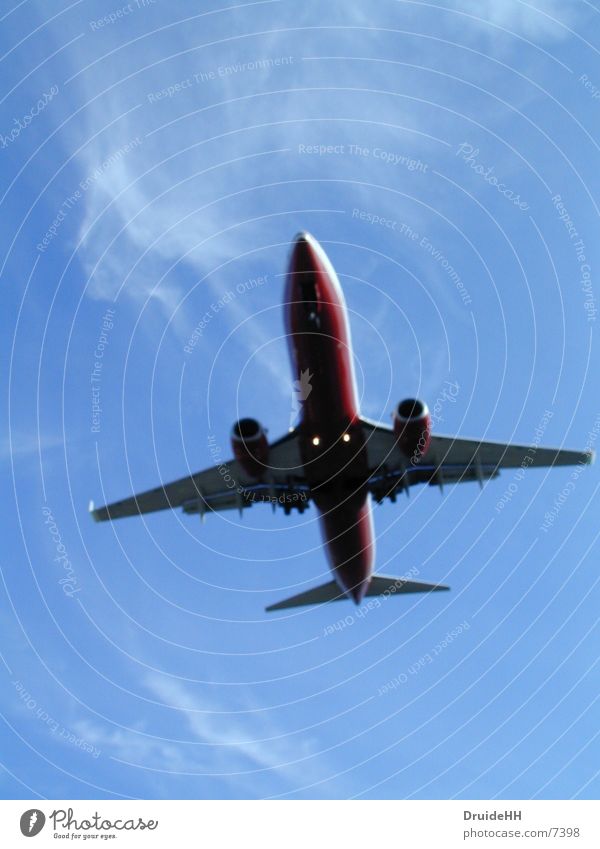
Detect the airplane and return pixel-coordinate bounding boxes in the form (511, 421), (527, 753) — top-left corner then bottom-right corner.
(89, 232), (594, 612)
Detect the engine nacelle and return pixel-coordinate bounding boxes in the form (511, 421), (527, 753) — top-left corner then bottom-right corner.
(231, 418), (269, 478)
(393, 398), (431, 461)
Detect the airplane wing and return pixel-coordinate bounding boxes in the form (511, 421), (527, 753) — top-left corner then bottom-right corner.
(360, 416), (594, 498)
(89, 429), (308, 521)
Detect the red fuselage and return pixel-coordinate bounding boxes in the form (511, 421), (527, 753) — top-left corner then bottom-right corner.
(284, 233), (374, 603)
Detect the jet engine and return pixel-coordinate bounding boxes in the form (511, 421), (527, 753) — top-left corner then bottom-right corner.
(231, 418), (269, 478)
(393, 398), (431, 461)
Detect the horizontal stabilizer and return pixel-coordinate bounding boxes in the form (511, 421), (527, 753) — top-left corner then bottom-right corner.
(266, 574), (449, 612)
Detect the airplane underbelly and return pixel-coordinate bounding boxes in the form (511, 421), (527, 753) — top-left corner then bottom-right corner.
(316, 491), (375, 603)
(296, 331), (358, 428)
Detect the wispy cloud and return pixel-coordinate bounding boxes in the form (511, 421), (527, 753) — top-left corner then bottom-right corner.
(144, 673), (321, 780)
(71, 673), (326, 797)
(41, 0), (588, 322)
(451, 0), (584, 43)
(72, 717), (190, 773)
(0, 431), (63, 463)
(51, 10), (434, 299)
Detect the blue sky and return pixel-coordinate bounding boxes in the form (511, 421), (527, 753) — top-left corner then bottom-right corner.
(1, 0), (599, 800)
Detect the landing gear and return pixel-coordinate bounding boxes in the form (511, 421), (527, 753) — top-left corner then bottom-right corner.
(371, 474), (410, 504)
(282, 498), (310, 515)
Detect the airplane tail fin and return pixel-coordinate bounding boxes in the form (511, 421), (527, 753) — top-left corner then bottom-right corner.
(265, 575), (449, 612)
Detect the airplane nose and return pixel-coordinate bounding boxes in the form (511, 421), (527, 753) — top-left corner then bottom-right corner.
(290, 232), (316, 272)
(293, 232), (312, 254)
